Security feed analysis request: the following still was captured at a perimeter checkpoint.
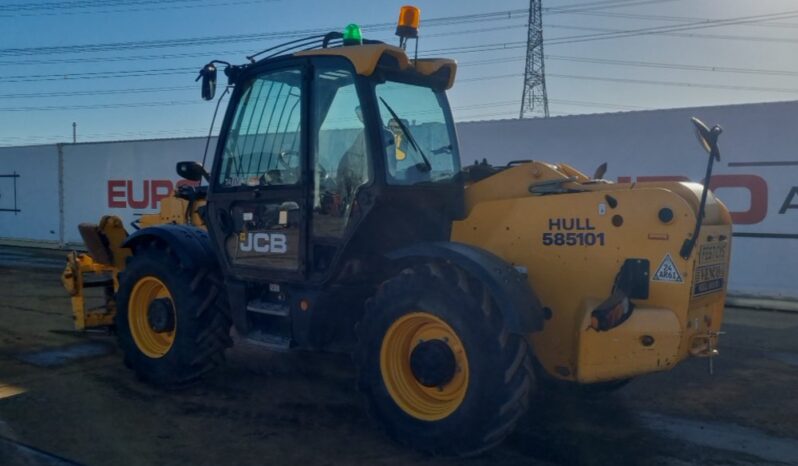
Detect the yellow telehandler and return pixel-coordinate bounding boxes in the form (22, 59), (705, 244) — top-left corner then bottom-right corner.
(62, 6), (731, 455)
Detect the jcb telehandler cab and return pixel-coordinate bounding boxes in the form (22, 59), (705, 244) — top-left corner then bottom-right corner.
(63, 7), (732, 456)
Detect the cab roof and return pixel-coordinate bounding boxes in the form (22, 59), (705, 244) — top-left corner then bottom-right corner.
(294, 43), (457, 89)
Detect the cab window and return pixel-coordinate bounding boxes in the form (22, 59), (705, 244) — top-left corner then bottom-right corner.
(217, 69), (303, 188)
(375, 81), (459, 185)
(312, 65), (370, 238)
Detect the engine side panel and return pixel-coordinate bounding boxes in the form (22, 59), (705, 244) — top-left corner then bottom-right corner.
(452, 186), (731, 383)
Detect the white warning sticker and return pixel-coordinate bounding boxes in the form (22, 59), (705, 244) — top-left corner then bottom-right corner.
(653, 253), (683, 283)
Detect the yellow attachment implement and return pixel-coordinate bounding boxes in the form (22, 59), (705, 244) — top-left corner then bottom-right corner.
(62, 251), (117, 330)
(61, 215), (130, 330)
(61, 192), (205, 331)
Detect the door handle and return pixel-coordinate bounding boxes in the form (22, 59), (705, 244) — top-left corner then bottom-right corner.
(217, 208), (233, 234)
(279, 201), (300, 211)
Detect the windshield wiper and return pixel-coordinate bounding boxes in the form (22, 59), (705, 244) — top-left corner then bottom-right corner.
(379, 97), (431, 172)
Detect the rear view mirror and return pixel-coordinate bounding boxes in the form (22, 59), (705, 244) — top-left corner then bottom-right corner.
(176, 161), (209, 182)
(196, 63), (217, 101)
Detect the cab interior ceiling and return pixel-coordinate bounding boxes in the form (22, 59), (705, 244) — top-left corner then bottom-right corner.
(265, 70), (302, 88)
(316, 70), (352, 124)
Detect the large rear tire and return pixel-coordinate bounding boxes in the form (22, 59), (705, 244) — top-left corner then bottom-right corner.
(356, 263), (533, 456)
(115, 243), (232, 387)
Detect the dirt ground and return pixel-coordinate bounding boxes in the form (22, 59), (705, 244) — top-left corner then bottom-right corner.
(1, 246), (797, 466)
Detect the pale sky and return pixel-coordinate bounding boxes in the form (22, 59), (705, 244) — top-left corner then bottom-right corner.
(1, 0), (797, 146)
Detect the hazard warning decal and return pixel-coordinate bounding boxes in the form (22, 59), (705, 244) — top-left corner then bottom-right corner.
(652, 253), (683, 283)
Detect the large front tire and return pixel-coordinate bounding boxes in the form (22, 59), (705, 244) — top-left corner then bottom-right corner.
(356, 263), (533, 456)
(115, 244), (232, 387)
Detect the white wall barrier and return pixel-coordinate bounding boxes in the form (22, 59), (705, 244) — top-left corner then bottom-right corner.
(0, 144), (61, 245)
(0, 100), (795, 301)
(61, 137), (217, 245)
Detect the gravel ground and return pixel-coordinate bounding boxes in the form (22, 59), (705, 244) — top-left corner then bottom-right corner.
(1, 246), (796, 466)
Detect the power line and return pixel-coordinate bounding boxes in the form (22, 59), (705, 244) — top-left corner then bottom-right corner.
(545, 9), (798, 46)
(461, 72), (798, 96)
(546, 22), (798, 45)
(6, 40), (798, 88)
(545, 0), (679, 15)
(3, 6), (795, 68)
(546, 55), (798, 77)
(0, 67), (196, 83)
(0, 24), (529, 67)
(0, 0), (229, 11)
(547, 73), (798, 94)
(4, 3), (798, 142)
(0, 0), (279, 17)
(1, 40), (531, 83)
(0, 9), (528, 57)
(457, 53), (798, 79)
(0, 85), (195, 99)
(0, 100), (202, 112)
(550, 98), (650, 110)
(10, 52), (792, 101)
(564, 10), (798, 29)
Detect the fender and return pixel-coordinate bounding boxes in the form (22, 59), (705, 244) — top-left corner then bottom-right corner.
(387, 241), (545, 334)
(123, 224), (217, 270)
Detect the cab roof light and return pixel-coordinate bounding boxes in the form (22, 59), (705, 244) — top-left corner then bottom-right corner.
(396, 5), (420, 39)
(342, 23), (363, 46)
(395, 5), (420, 59)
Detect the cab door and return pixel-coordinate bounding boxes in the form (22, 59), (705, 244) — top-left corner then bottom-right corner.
(207, 63), (308, 282)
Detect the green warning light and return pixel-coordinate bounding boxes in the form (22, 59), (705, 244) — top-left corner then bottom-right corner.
(343, 23), (363, 45)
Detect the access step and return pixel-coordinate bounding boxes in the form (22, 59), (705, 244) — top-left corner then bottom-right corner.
(244, 331), (291, 352)
(246, 299), (290, 317)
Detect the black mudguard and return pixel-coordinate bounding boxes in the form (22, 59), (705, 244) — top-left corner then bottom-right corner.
(122, 225), (217, 270)
(386, 241), (545, 334)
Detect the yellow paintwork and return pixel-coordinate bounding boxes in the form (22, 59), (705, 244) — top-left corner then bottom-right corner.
(128, 276), (176, 358)
(452, 161), (731, 383)
(62, 251), (117, 330)
(63, 196), (205, 331)
(138, 196), (206, 229)
(295, 44), (457, 89)
(61, 216), (130, 330)
(380, 312), (469, 421)
(99, 215), (132, 271)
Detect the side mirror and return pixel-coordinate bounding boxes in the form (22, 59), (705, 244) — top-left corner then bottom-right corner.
(592, 162), (607, 180)
(681, 117), (723, 260)
(176, 161), (209, 182)
(196, 63), (217, 101)
(691, 117), (722, 161)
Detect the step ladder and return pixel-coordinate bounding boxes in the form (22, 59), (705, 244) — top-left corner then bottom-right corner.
(243, 299), (292, 351)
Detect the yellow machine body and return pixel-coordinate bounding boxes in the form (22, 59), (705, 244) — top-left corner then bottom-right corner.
(138, 195), (206, 229)
(452, 161), (731, 383)
(61, 41), (731, 386)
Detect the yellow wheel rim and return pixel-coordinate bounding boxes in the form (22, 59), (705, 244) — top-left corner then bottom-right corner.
(380, 312), (469, 421)
(128, 276), (176, 358)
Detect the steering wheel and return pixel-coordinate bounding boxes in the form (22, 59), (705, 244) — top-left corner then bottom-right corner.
(277, 150), (300, 170)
